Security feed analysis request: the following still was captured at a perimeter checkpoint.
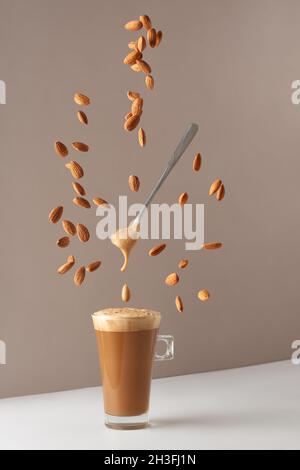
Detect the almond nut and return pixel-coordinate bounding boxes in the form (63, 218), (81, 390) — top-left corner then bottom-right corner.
(209, 179), (222, 196)
(179, 192), (189, 206)
(74, 266), (86, 286)
(57, 261), (74, 275)
(49, 206), (63, 224)
(93, 197), (108, 207)
(135, 59), (151, 74)
(216, 183), (225, 201)
(86, 261), (101, 273)
(77, 111), (88, 125)
(124, 20), (143, 31)
(193, 153), (202, 172)
(202, 242), (223, 250)
(77, 224), (90, 243)
(62, 220), (77, 236)
(140, 15), (152, 30)
(145, 75), (154, 90)
(74, 93), (90, 106)
(72, 182), (86, 196)
(57, 236), (70, 248)
(127, 91), (140, 101)
(131, 97), (143, 116)
(155, 30), (163, 47)
(124, 50), (142, 65)
(138, 128), (146, 147)
(198, 289), (210, 302)
(147, 28), (156, 48)
(122, 284), (131, 302)
(178, 259), (189, 269)
(65, 161), (84, 179)
(124, 114), (140, 131)
(137, 36), (146, 52)
(175, 296), (184, 313)
(165, 273), (179, 286)
(73, 197), (91, 209)
(149, 244), (166, 257)
(54, 141), (68, 158)
(129, 175), (140, 192)
(72, 142), (89, 152)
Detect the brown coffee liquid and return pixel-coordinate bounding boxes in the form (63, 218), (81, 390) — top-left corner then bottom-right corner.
(96, 328), (158, 416)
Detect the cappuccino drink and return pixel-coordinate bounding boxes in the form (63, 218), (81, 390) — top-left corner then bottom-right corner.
(92, 308), (173, 429)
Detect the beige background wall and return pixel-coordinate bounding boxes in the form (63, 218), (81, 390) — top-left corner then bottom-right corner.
(1, 0), (300, 398)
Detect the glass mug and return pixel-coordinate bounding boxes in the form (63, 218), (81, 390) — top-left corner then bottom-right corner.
(92, 308), (174, 430)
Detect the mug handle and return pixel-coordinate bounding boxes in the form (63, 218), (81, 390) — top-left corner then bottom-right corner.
(154, 335), (174, 362)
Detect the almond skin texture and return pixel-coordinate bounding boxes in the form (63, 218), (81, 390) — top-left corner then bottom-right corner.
(57, 261), (74, 275)
(127, 91), (140, 101)
(129, 175), (140, 192)
(138, 128), (146, 147)
(198, 289), (210, 302)
(65, 161), (84, 179)
(137, 36), (146, 52)
(72, 142), (89, 153)
(74, 266), (86, 286)
(131, 63), (142, 72)
(209, 179), (222, 196)
(93, 197), (108, 207)
(62, 220), (77, 236)
(145, 75), (154, 90)
(165, 273), (179, 286)
(49, 206), (63, 224)
(175, 296), (184, 313)
(179, 192), (189, 206)
(140, 15), (152, 30)
(77, 224), (90, 243)
(124, 20), (143, 31)
(72, 182), (86, 196)
(125, 112), (133, 120)
(57, 236), (70, 248)
(178, 259), (189, 269)
(86, 261), (101, 273)
(149, 244), (166, 257)
(155, 30), (163, 47)
(216, 184), (225, 201)
(74, 93), (90, 106)
(147, 28), (156, 48)
(136, 59), (151, 74)
(122, 284), (131, 302)
(202, 242), (223, 250)
(193, 153), (202, 172)
(124, 50), (142, 65)
(77, 111), (88, 125)
(73, 197), (91, 209)
(124, 114), (140, 131)
(55, 141), (68, 158)
(131, 97), (143, 116)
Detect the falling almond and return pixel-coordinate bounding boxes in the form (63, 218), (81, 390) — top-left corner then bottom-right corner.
(198, 289), (210, 302)
(216, 183), (225, 201)
(155, 30), (163, 47)
(202, 242), (222, 250)
(57, 260), (74, 275)
(175, 296), (184, 313)
(65, 161), (84, 179)
(49, 206), (63, 224)
(73, 197), (91, 209)
(74, 266), (86, 286)
(140, 15), (152, 30)
(179, 192), (189, 206)
(165, 273), (179, 286)
(149, 244), (166, 257)
(131, 63), (142, 72)
(128, 41), (138, 50)
(62, 220), (77, 236)
(77, 111), (88, 125)
(74, 93), (90, 106)
(147, 28), (156, 48)
(122, 284), (131, 302)
(145, 75), (154, 90)
(86, 261), (101, 273)
(127, 91), (140, 101)
(193, 153), (202, 172)
(77, 224), (90, 243)
(178, 259), (189, 269)
(129, 175), (140, 192)
(72, 142), (89, 153)
(131, 97), (143, 116)
(137, 36), (146, 52)
(123, 50), (142, 65)
(124, 20), (143, 31)
(209, 179), (222, 196)
(125, 112), (132, 120)
(72, 182), (86, 196)
(138, 128), (146, 147)
(124, 115), (140, 132)
(136, 59), (151, 74)
(57, 236), (70, 248)
(55, 141), (68, 158)
(93, 197), (108, 207)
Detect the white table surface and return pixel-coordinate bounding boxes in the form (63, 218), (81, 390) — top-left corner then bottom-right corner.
(0, 360), (299, 450)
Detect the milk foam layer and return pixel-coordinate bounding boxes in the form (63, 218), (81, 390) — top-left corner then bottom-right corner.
(92, 308), (161, 332)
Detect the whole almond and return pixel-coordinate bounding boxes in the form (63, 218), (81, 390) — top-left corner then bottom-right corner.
(74, 266), (86, 286)
(86, 261), (101, 273)
(178, 259), (189, 269)
(54, 141), (68, 158)
(122, 284), (131, 302)
(93, 197), (108, 207)
(138, 128), (146, 147)
(165, 273), (179, 287)
(136, 59), (151, 74)
(202, 242), (223, 250)
(124, 114), (140, 131)
(137, 36), (146, 52)
(147, 28), (156, 48)
(49, 206), (63, 224)
(57, 236), (70, 248)
(179, 192), (189, 206)
(124, 20), (143, 31)
(131, 63), (142, 72)
(131, 97), (143, 116)
(73, 197), (91, 209)
(128, 41), (138, 50)
(140, 15), (152, 30)
(65, 161), (84, 179)
(72, 182), (86, 196)
(175, 296), (184, 313)
(124, 50), (142, 65)
(193, 153), (202, 172)
(216, 183), (225, 201)
(62, 220), (76, 236)
(77, 111), (88, 125)
(149, 243), (166, 257)
(72, 142), (89, 153)
(77, 223), (90, 243)
(74, 93), (90, 106)
(125, 112), (133, 120)
(129, 175), (140, 192)
(209, 179), (222, 196)
(198, 289), (210, 302)
(145, 75), (154, 90)
(155, 30), (163, 47)
(127, 90), (140, 101)
(57, 261), (74, 275)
